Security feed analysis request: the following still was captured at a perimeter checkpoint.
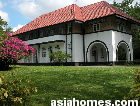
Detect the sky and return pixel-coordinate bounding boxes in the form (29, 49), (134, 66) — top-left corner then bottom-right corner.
(0, 0), (139, 32)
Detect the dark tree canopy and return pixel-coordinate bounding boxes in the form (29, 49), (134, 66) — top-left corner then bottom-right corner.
(113, 0), (140, 60)
(113, 0), (140, 20)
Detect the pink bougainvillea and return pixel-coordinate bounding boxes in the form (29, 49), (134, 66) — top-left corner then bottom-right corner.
(0, 35), (34, 64)
(5, 33), (12, 37)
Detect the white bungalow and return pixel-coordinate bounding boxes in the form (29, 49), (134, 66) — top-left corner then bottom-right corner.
(13, 1), (140, 65)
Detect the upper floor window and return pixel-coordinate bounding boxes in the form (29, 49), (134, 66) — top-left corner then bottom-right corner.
(25, 34), (29, 41)
(67, 23), (72, 34)
(118, 23), (126, 32)
(60, 27), (65, 34)
(93, 23), (100, 32)
(39, 30), (44, 37)
(29, 32), (34, 39)
(42, 48), (46, 57)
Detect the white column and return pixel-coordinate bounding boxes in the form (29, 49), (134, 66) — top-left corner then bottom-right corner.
(109, 31), (116, 62)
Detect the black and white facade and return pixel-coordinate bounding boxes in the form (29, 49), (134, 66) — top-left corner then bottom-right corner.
(13, 2), (139, 64)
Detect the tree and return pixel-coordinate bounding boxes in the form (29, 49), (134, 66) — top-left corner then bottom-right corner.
(113, 0), (140, 20)
(0, 17), (12, 41)
(113, 0), (140, 60)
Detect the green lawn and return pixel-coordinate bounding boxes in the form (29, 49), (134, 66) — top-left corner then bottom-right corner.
(0, 65), (139, 106)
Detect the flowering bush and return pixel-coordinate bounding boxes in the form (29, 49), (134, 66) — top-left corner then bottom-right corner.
(0, 35), (34, 66)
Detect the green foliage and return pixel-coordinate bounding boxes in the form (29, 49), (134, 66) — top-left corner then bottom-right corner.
(0, 75), (37, 105)
(113, 0), (140, 60)
(125, 69), (140, 100)
(0, 18), (11, 41)
(132, 29), (140, 59)
(113, 0), (140, 20)
(114, 0), (134, 15)
(49, 51), (71, 63)
(118, 46), (127, 60)
(134, 69), (140, 83)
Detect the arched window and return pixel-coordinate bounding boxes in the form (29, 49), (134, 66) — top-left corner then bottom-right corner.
(42, 48), (46, 57)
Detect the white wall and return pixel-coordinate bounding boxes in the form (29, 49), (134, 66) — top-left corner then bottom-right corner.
(22, 35), (67, 63)
(66, 34), (72, 62)
(72, 34), (84, 62)
(85, 31), (112, 62)
(20, 30), (133, 63)
(39, 42), (65, 63)
(85, 30), (133, 62)
(113, 31), (133, 61)
(25, 35), (66, 45)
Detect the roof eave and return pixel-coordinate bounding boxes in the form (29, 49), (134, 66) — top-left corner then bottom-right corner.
(115, 14), (140, 25)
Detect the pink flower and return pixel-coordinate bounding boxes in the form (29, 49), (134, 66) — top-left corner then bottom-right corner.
(5, 33), (12, 37)
(0, 36), (35, 63)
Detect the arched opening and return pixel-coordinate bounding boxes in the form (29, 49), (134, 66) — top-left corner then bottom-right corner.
(86, 41), (108, 62)
(117, 42), (130, 61)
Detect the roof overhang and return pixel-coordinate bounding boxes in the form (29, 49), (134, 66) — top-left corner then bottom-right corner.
(29, 40), (65, 46)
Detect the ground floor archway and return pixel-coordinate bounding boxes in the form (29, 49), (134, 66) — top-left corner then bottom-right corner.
(86, 41), (109, 62)
(116, 41), (130, 61)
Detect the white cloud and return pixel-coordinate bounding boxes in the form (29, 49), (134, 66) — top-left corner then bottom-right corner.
(76, 0), (105, 6)
(13, 24), (24, 32)
(13, 0), (140, 19)
(0, 1), (9, 22)
(17, 1), (42, 19)
(0, 10), (9, 22)
(14, 0), (108, 19)
(0, 1), (3, 8)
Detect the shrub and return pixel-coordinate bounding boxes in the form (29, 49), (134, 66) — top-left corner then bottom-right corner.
(49, 51), (71, 63)
(125, 69), (140, 100)
(0, 36), (34, 67)
(0, 75), (37, 105)
(134, 69), (140, 83)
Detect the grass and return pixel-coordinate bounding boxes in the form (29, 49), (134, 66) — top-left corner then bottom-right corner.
(0, 65), (139, 106)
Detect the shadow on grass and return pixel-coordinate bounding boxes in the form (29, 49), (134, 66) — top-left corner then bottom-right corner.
(0, 65), (13, 71)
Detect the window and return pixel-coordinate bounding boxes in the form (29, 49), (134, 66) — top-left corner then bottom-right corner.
(93, 23), (100, 32)
(60, 28), (65, 34)
(48, 46), (53, 53)
(42, 48), (46, 57)
(39, 30), (44, 37)
(25, 34), (29, 41)
(50, 29), (54, 35)
(67, 23), (72, 34)
(29, 32), (33, 39)
(118, 23), (126, 32)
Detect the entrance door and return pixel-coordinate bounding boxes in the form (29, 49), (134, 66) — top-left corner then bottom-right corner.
(91, 48), (98, 62)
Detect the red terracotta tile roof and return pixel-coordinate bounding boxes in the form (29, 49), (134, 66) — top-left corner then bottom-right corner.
(81, 1), (140, 23)
(13, 1), (139, 35)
